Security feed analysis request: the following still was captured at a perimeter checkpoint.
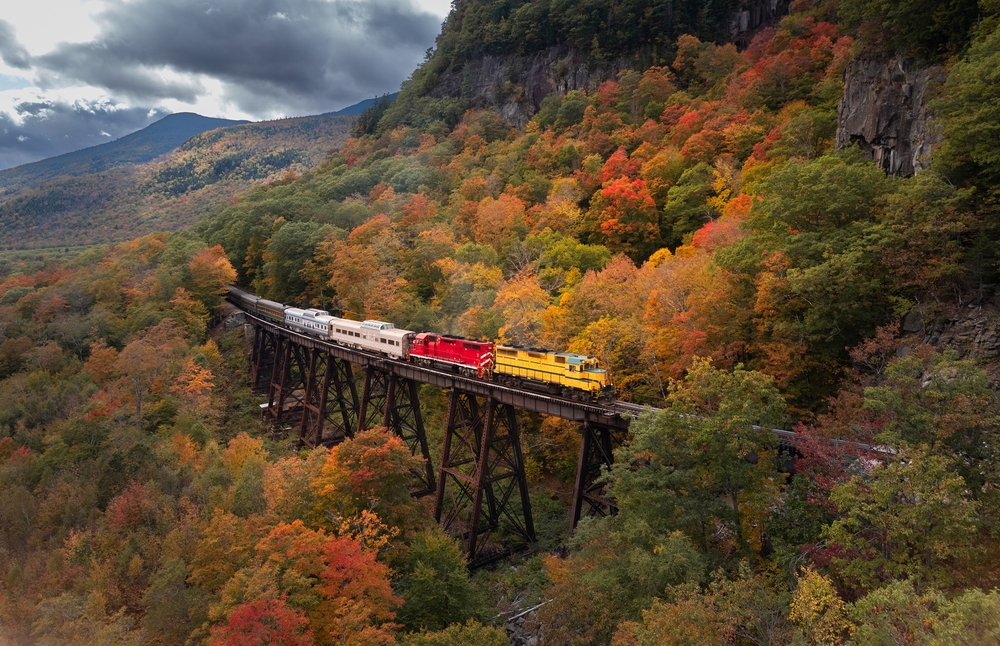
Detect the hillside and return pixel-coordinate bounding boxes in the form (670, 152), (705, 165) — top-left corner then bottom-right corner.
(372, 0), (790, 130)
(0, 113), (353, 249)
(0, 113), (247, 193)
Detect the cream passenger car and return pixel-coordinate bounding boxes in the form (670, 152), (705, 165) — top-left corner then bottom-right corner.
(329, 319), (413, 359)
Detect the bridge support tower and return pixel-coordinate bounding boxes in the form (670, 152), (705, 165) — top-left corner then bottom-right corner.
(435, 390), (535, 567)
(265, 336), (310, 431)
(298, 349), (360, 447)
(358, 367), (436, 497)
(249, 326), (278, 394)
(571, 421), (629, 530)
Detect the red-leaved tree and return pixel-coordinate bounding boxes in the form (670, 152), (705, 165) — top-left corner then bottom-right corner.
(209, 598), (313, 646)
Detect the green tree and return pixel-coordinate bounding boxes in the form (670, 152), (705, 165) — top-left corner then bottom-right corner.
(825, 449), (981, 594)
(260, 220), (333, 300)
(534, 527), (705, 646)
(848, 581), (1000, 645)
(401, 620), (510, 646)
(142, 558), (196, 645)
(608, 358), (786, 556)
(718, 150), (896, 408)
(839, 0), (981, 61)
(861, 349), (1000, 498)
(611, 566), (793, 645)
(933, 20), (1000, 187)
(32, 592), (145, 646)
(396, 529), (484, 632)
(662, 163), (716, 248)
(232, 456), (267, 518)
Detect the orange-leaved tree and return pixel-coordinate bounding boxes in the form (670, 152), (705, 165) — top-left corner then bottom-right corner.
(256, 520), (401, 646)
(189, 244), (237, 309)
(472, 193), (527, 251)
(494, 271), (551, 347)
(114, 319), (187, 428)
(310, 426), (425, 533)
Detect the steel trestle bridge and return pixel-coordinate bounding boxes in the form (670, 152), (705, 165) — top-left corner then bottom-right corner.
(239, 310), (795, 567)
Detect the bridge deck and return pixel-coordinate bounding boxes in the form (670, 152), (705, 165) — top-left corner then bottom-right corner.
(243, 312), (799, 445)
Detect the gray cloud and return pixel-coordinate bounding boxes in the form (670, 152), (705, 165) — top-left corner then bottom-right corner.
(0, 0), (441, 170)
(0, 100), (158, 170)
(0, 20), (31, 70)
(35, 0), (441, 115)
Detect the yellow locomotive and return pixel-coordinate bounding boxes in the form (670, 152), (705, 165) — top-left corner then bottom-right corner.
(493, 345), (614, 402)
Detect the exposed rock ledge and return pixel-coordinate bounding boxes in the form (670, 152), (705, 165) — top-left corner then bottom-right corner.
(836, 54), (945, 177)
(902, 294), (1000, 387)
(428, 46), (632, 128)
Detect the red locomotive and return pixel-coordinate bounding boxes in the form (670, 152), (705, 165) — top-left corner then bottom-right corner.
(409, 333), (494, 378)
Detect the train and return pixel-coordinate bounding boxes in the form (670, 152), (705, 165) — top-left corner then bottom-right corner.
(226, 286), (615, 402)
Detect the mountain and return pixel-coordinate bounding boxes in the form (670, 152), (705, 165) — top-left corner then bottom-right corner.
(0, 113), (353, 249)
(0, 113), (248, 195)
(329, 94), (399, 116)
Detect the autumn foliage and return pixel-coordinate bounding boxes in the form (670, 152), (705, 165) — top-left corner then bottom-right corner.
(4, 2), (1000, 644)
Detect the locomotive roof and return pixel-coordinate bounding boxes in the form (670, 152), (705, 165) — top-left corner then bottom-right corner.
(417, 333), (491, 344)
(497, 344), (600, 364)
(498, 344), (588, 356)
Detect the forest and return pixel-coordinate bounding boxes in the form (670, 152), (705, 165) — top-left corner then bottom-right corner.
(2, 0), (1000, 643)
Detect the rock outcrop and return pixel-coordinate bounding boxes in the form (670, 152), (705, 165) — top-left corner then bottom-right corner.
(902, 295), (1000, 386)
(836, 54), (944, 176)
(729, 0), (791, 48)
(428, 46), (632, 128)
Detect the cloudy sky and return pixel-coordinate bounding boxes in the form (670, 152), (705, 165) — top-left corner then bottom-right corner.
(0, 0), (450, 169)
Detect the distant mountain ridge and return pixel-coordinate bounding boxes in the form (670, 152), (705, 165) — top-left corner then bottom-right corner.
(0, 113), (248, 194)
(327, 94), (399, 116)
(0, 113), (353, 249)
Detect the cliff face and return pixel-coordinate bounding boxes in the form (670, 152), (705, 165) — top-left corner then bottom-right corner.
(835, 54), (944, 177)
(428, 46), (632, 128)
(729, 0), (789, 48)
(903, 299), (1000, 386)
